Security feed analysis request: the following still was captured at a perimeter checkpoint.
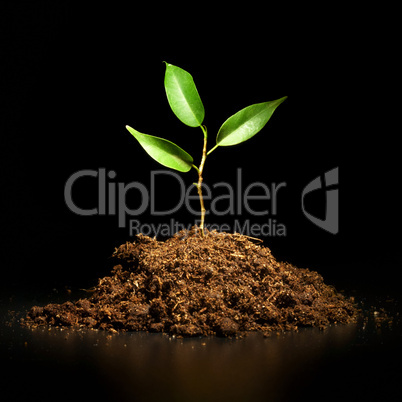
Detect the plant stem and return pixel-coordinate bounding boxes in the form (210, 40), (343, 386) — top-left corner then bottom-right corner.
(207, 144), (219, 155)
(196, 125), (208, 236)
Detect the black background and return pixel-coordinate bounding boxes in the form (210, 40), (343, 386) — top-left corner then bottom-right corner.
(1, 5), (402, 402)
(1, 3), (400, 297)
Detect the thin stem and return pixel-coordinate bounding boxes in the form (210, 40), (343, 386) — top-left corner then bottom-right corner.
(196, 125), (208, 237)
(200, 124), (208, 139)
(207, 144), (219, 155)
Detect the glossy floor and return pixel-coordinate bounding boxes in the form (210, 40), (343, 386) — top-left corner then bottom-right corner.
(1, 294), (401, 402)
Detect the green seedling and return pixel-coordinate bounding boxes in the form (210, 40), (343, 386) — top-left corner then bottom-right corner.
(126, 62), (287, 237)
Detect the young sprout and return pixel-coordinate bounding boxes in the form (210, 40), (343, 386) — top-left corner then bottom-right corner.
(126, 62), (287, 237)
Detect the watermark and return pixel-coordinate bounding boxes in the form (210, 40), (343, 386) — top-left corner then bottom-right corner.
(128, 218), (286, 238)
(64, 168), (286, 227)
(64, 167), (339, 237)
(301, 167), (339, 234)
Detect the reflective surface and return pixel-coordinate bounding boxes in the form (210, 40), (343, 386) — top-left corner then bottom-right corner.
(1, 294), (401, 402)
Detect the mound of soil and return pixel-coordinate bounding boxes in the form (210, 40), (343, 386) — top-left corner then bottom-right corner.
(23, 228), (357, 337)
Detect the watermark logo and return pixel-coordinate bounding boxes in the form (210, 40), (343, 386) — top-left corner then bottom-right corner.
(301, 167), (339, 234)
(64, 167), (339, 237)
(64, 168), (287, 236)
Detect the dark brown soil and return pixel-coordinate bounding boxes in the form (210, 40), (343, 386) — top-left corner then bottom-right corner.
(23, 228), (358, 337)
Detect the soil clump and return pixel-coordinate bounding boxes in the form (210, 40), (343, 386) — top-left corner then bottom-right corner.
(23, 228), (357, 337)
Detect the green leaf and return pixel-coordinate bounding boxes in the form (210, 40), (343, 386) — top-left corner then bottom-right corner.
(164, 62), (205, 127)
(216, 97), (287, 147)
(126, 125), (194, 172)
